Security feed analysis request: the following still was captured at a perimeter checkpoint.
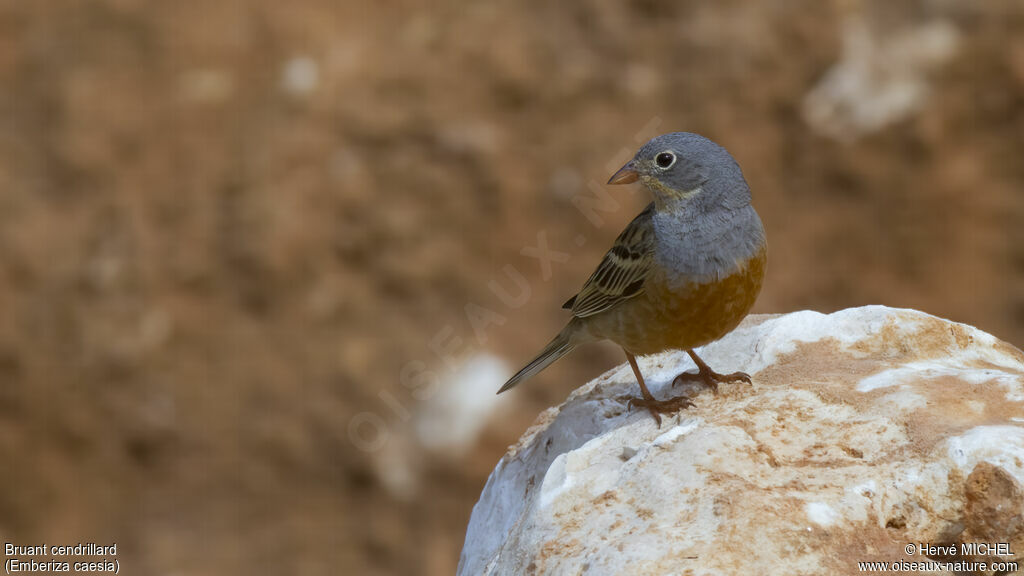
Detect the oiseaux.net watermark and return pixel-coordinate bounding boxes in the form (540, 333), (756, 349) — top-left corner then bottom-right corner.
(347, 117), (664, 453)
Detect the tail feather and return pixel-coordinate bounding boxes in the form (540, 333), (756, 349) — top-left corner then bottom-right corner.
(498, 326), (577, 394)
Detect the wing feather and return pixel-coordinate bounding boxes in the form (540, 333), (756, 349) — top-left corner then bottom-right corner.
(567, 203), (655, 318)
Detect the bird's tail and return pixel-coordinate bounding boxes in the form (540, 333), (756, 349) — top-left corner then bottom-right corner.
(498, 322), (579, 394)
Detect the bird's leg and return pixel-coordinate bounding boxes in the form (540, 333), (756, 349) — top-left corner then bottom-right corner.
(617, 350), (694, 427)
(672, 349), (751, 394)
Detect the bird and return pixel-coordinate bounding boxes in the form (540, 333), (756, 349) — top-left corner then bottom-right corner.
(497, 132), (767, 426)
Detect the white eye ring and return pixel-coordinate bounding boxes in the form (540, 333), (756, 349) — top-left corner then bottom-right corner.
(654, 151), (676, 169)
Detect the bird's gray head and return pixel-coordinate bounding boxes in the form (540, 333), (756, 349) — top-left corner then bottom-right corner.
(608, 132), (751, 211)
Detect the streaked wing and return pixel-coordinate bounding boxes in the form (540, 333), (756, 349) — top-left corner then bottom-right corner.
(567, 203), (655, 318)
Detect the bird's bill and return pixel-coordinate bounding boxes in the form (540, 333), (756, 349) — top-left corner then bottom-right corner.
(607, 162), (639, 185)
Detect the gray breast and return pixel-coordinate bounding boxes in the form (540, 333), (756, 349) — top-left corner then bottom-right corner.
(652, 204), (765, 287)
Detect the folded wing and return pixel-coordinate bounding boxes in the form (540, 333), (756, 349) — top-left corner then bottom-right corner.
(565, 203), (655, 318)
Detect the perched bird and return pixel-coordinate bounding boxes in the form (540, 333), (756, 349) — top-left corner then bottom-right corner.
(498, 133), (767, 425)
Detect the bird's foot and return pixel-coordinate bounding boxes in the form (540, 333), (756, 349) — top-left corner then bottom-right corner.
(672, 368), (751, 394)
(617, 393), (695, 427)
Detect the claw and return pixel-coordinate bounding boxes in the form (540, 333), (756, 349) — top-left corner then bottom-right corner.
(618, 393), (696, 427)
(672, 367), (752, 394)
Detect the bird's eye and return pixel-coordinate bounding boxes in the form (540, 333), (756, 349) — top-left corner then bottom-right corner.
(655, 152), (676, 169)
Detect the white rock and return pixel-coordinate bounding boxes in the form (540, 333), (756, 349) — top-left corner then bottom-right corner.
(416, 353), (510, 455)
(459, 307), (1024, 575)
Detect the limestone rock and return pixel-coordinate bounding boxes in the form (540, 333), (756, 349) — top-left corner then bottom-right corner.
(459, 307), (1024, 575)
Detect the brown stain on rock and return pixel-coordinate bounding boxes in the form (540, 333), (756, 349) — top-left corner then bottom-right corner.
(529, 537), (583, 576)
(959, 462), (1024, 564)
(901, 374), (1023, 455)
(592, 489), (618, 507)
(751, 313), (1024, 463)
(824, 523), (909, 574)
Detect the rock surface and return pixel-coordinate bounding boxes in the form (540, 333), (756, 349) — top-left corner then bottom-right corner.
(459, 307), (1024, 575)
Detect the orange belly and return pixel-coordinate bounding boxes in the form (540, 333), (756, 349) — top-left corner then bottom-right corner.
(585, 244), (766, 355)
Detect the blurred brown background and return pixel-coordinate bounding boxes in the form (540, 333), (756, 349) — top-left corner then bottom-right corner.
(0, 0), (1022, 574)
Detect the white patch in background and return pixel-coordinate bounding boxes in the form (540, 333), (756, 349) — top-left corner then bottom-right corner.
(179, 68), (234, 103)
(802, 16), (959, 141)
(548, 167), (582, 201)
(281, 56), (319, 95)
(416, 353), (510, 456)
(372, 429), (421, 501)
(623, 63), (660, 98)
(437, 121), (501, 155)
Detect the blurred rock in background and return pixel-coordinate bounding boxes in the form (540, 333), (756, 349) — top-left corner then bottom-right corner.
(0, 0), (1021, 574)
